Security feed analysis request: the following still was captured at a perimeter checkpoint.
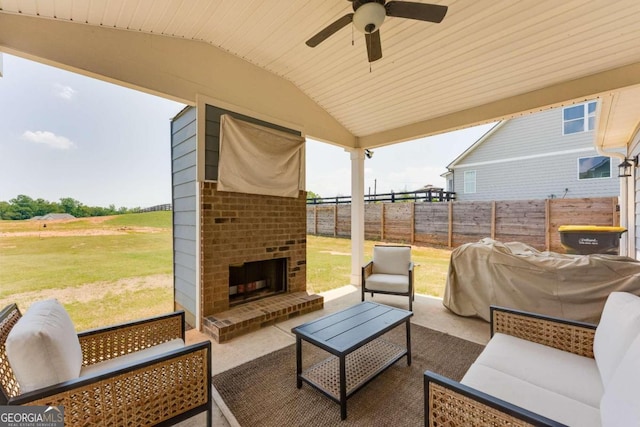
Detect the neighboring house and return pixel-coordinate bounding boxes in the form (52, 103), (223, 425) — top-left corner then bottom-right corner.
(442, 101), (620, 201)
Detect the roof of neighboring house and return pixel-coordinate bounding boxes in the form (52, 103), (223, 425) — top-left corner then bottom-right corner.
(445, 122), (504, 170)
(29, 213), (76, 221)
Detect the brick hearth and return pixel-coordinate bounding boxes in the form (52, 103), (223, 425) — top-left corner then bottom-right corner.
(202, 292), (324, 342)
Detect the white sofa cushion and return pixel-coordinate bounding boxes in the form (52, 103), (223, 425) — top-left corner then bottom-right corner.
(474, 333), (603, 408)
(365, 273), (409, 293)
(80, 338), (184, 378)
(600, 333), (640, 426)
(372, 246), (410, 276)
(5, 299), (83, 393)
(593, 292), (640, 387)
(462, 363), (601, 427)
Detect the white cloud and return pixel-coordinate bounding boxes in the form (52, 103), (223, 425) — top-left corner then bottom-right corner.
(22, 130), (75, 150)
(53, 83), (77, 100)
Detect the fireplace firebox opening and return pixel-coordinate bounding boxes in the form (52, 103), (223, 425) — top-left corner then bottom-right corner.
(229, 258), (287, 306)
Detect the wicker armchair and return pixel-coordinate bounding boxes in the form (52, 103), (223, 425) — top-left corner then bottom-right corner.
(424, 306), (597, 427)
(0, 303), (212, 427)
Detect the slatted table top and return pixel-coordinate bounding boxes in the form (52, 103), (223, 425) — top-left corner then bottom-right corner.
(292, 301), (413, 356)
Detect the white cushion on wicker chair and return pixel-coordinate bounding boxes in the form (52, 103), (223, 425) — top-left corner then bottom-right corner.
(462, 363), (601, 427)
(600, 333), (640, 426)
(372, 246), (410, 275)
(593, 292), (640, 387)
(80, 338), (185, 378)
(365, 273), (409, 293)
(5, 299), (83, 393)
(472, 333), (603, 408)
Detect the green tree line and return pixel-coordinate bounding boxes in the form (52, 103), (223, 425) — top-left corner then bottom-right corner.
(0, 195), (138, 220)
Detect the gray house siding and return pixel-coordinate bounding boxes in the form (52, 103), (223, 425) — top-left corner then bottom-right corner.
(452, 105), (619, 201)
(171, 106), (197, 317)
(636, 179), (640, 258)
(633, 142), (640, 258)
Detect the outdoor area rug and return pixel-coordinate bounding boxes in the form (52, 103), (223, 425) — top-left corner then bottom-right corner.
(212, 324), (485, 426)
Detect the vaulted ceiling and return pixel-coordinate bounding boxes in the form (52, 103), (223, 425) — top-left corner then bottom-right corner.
(1, 0), (639, 150)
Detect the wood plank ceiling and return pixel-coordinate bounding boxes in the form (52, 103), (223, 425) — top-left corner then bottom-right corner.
(1, 0), (640, 148)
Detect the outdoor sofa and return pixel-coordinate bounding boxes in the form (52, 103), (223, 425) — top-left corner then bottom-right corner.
(425, 291), (640, 426)
(0, 299), (212, 426)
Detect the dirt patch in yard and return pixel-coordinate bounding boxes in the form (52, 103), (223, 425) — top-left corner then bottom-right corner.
(0, 274), (172, 309)
(0, 215), (168, 237)
(319, 250), (351, 256)
(0, 226), (164, 238)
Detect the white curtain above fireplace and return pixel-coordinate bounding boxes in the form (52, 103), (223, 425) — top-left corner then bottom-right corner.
(218, 115), (305, 198)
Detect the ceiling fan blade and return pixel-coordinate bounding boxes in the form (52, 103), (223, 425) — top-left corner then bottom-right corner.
(365, 30), (383, 62)
(385, 1), (448, 23)
(306, 13), (354, 47)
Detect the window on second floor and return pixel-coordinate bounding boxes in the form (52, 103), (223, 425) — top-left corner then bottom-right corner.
(563, 101), (596, 135)
(578, 156), (611, 180)
(464, 170), (476, 193)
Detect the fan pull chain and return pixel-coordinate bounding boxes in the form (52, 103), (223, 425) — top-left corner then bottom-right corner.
(351, 25), (354, 46)
(367, 34), (372, 73)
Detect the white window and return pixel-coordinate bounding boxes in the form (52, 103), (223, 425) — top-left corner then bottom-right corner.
(563, 101), (596, 135)
(447, 178), (454, 192)
(578, 156), (611, 180)
(464, 171), (476, 193)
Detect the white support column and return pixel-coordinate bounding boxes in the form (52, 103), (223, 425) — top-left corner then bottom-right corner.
(627, 166), (637, 258)
(619, 175), (629, 257)
(619, 158), (637, 258)
(350, 148), (366, 285)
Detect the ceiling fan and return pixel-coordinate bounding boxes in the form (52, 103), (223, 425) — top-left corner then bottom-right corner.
(306, 0), (448, 63)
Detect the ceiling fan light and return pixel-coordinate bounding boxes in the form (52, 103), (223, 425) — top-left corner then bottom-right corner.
(353, 2), (386, 34)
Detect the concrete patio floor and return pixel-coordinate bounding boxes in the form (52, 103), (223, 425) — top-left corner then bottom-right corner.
(182, 285), (491, 426)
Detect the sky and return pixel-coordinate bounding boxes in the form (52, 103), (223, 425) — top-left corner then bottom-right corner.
(306, 125), (495, 198)
(0, 53), (495, 208)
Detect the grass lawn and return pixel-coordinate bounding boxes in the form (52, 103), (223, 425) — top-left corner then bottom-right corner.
(0, 212), (174, 330)
(1, 212), (451, 330)
(306, 235), (451, 296)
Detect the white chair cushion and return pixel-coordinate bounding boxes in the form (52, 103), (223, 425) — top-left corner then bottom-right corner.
(80, 338), (184, 378)
(474, 333), (603, 408)
(5, 299), (83, 393)
(593, 292), (640, 387)
(600, 333), (640, 426)
(462, 363), (601, 427)
(372, 246), (410, 276)
(365, 273), (409, 293)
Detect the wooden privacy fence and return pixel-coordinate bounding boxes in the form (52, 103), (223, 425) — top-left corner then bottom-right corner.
(306, 197), (619, 252)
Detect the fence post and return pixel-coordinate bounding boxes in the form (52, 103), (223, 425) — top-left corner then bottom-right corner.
(545, 199), (551, 251)
(334, 205), (338, 237)
(448, 201), (453, 248)
(381, 203), (385, 240)
(314, 205), (318, 235)
(411, 202), (416, 244)
(491, 201), (496, 239)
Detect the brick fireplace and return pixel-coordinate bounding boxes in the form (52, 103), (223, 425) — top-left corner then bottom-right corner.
(199, 182), (323, 342)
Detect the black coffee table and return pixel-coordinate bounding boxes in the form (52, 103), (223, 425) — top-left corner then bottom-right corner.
(291, 301), (413, 420)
